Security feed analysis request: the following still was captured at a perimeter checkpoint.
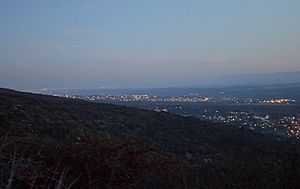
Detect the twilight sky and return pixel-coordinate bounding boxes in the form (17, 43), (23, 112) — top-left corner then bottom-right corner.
(0, 0), (300, 89)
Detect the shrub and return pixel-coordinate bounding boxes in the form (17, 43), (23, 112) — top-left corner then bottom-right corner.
(0, 128), (175, 189)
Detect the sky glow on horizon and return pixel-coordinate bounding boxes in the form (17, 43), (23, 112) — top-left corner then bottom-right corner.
(0, 0), (300, 89)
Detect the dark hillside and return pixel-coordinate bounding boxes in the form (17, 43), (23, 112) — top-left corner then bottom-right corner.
(0, 88), (293, 161)
(0, 88), (300, 188)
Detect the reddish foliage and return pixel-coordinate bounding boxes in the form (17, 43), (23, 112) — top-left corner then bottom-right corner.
(0, 128), (175, 188)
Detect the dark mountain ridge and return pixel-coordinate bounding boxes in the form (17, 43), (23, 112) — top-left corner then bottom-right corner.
(1, 88), (300, 188)
(0, 88), (296, 160)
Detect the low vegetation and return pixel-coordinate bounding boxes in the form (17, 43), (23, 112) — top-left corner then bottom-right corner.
(0, 125), (176, 188)
(1, 122), (300, 188)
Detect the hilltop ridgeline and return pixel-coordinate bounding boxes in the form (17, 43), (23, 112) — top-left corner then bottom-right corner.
(0, 88), (300, 188)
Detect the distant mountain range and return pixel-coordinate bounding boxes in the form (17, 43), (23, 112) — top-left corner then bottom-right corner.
(213, 72), (300, 87)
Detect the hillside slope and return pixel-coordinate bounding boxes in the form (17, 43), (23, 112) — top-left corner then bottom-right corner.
(1, 88), (300, 188)
(0, 88), (295, 161)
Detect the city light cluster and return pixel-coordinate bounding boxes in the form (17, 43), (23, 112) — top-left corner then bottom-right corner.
(263, 98), (296, 104)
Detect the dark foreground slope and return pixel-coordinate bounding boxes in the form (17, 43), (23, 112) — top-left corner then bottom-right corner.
(0, 88), (300, 189)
